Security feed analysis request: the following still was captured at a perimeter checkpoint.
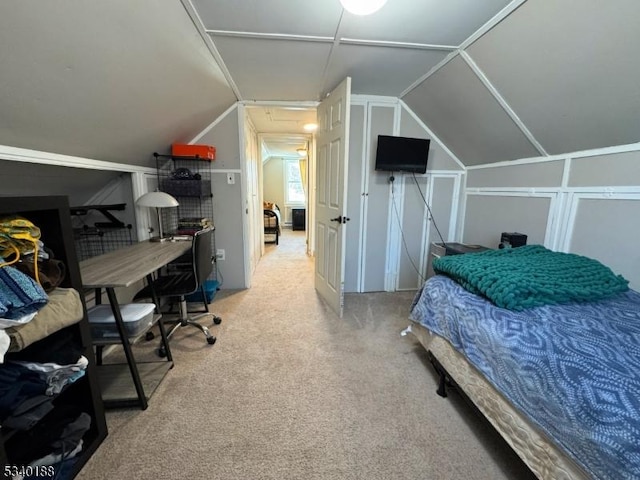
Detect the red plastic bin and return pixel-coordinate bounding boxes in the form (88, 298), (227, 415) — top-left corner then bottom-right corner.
(171, 143), (216, 160)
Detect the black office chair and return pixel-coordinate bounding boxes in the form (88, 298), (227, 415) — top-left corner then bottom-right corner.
(135, 228), (221, 355)
(264, 209), (279, 245)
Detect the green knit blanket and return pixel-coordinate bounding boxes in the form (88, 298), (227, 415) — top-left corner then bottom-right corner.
(432, 245), (629, 311)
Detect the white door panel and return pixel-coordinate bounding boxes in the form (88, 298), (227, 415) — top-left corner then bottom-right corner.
(314, 77), (351, 317)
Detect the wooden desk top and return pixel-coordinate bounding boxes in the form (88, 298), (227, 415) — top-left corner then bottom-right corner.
(79, 240), (192, 288)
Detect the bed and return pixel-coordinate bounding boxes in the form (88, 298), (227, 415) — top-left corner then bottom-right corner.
(407, 246), (640, 480)
(263, 203), (281, 245)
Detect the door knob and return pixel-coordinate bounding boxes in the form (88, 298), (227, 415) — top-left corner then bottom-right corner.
(330, 216), (343, 223)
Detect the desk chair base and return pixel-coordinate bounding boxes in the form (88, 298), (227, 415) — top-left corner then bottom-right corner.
(157, 298), (222, 357)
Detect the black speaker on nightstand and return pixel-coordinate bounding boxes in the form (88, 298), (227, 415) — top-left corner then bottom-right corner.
(499, 232), (527, 249)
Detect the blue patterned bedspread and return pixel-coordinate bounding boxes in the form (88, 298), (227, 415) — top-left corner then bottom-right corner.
(409, 275), (640, 480)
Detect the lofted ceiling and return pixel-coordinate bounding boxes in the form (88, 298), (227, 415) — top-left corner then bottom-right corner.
(0, 1), (639, 169)
(193, 0), (511, 160)
(191, 0), (512, 100)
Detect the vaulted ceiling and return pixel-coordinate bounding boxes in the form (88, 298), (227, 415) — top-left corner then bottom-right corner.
(0, 1), (638, 169)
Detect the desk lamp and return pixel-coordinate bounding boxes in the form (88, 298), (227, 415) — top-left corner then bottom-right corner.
(136, 191), (179, 242)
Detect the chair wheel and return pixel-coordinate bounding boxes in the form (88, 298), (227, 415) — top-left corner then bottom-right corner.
(213, 316), (222, 325)
(145, 331), (155, 341)
(157, 347), (167, 358)
(207, 336), (216, 345)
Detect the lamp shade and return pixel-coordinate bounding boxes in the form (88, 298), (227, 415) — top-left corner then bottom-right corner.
(339, 0), (387, 15)
(136, 191), (179, 208)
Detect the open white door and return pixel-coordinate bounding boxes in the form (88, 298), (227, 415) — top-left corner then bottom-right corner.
(314, 77), (351, 317)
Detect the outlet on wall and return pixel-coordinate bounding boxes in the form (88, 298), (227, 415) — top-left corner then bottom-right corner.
(216, 249), (225, 261)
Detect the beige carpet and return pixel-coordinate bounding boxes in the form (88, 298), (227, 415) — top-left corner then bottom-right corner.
(77, 229), (536, 480)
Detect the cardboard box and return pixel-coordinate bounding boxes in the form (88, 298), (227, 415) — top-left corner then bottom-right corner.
(171, 143), (216, 160)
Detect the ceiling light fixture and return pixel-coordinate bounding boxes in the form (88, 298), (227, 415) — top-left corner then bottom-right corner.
(303, 123), (318, 132)
(296, 148), (308, 157)
(339, 0), (387, 15)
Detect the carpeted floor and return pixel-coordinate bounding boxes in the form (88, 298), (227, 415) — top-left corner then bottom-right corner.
(77, 229), (536, 479)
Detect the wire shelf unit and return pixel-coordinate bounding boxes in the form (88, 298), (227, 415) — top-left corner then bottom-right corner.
(71, 204), (136, 261)
(154, 153), (219, 284)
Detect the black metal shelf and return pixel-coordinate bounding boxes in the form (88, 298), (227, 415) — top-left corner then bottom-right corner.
(153, 152), (218, 284)
(0, 196), (108, 478)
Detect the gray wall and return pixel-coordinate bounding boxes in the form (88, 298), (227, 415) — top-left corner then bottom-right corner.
(0, 160), (122, 206)
(197, 107), (246, 290)
(344, 98), (462, 292)
(1, 106), (248, 291)
(0, 2), (236, 167)
(263, 158), (286, 216)
(462, 150), (640, 290)
(463, 194), (550, 249)
(402, 1), (640, 166)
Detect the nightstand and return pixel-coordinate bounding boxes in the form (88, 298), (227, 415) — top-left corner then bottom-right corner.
(426, 242), (490, 278)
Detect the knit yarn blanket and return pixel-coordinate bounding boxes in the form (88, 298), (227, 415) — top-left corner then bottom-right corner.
(432, 245), (629, 311)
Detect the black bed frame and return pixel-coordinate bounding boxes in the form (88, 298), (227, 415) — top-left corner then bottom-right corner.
(426, 350), (539, 479)
(428, 351), (455, 398)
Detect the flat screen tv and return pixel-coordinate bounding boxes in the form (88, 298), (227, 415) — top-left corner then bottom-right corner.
(375, 135), (431, 174)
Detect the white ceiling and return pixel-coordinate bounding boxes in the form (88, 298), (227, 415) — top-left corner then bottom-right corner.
(246, 107), (315, 158)
(195, 0), (512, 158)
(191, 0), (512, 100)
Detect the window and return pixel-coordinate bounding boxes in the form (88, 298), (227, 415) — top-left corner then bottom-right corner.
(285, 160), (305, 204)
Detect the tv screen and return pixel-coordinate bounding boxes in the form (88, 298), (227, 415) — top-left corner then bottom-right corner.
(375, 135), (431, 174)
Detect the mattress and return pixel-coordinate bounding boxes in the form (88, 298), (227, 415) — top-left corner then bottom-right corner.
(409, 275), (640, 480)
(409, 322), (588, 480)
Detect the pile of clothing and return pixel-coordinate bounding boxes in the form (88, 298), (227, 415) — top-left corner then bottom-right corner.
(0, 216), (91, 479)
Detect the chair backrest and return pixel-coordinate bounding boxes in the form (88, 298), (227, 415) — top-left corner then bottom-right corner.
(192, 227), (213, 286)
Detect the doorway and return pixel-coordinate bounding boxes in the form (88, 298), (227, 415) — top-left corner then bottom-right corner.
(260, 133), (312, 253)
(243, 105), (317, 271)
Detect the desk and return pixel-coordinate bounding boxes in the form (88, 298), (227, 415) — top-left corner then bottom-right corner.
(80, 240), (192, 409)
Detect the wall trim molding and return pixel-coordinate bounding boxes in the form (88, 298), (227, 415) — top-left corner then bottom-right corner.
(459, 0), (528, 50)
(399, 100), (466, 171)
(0, 144), (156, 174)
(242, 100), (319, 108)
(190, 103), (239, 144)
(467, 141), (640, 170)
(400, 0), (527, 99)
(459, 50), (547, 156)
(465, 189), (559, 247)
(180, 0), (242, 100)
(351, 94), (397, 105)
(561, 192), (640, 253)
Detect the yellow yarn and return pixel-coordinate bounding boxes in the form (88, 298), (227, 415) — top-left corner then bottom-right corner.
(0, 216), (41, 284)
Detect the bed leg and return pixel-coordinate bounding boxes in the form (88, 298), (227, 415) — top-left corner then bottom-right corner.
(436, 370), (448, 398)
(428, 352), (449, 398)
